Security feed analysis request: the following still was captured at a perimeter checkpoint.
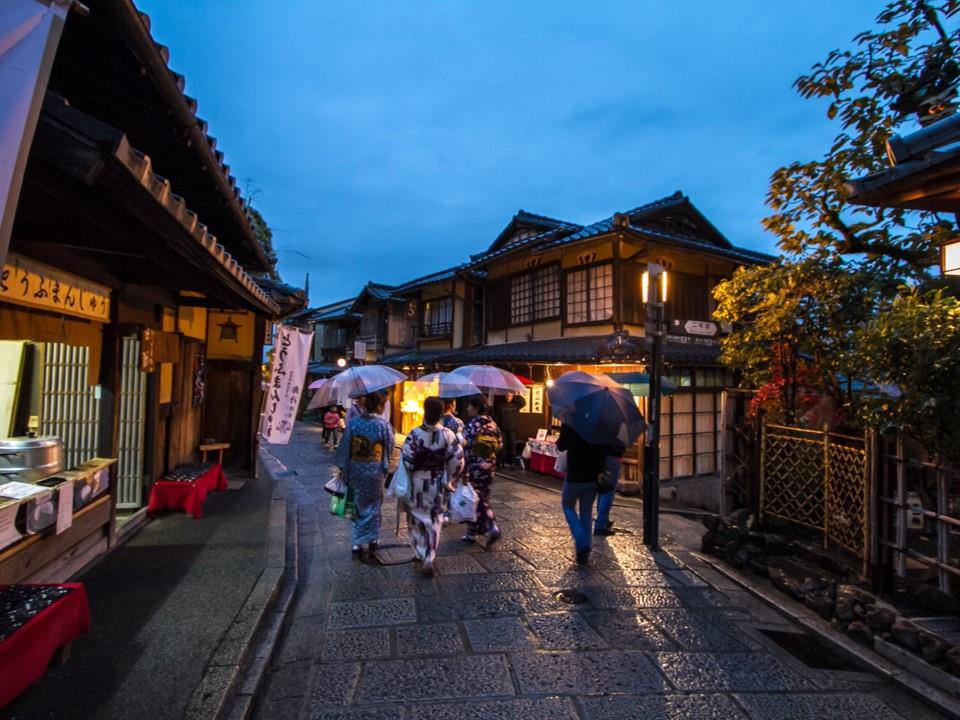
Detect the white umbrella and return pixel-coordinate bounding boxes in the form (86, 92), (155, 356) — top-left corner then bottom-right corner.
(319, 365), (408, 400)
(448, 365), (526, 393)
(410, 372), (482, 398)
(307, 379), (351, 409)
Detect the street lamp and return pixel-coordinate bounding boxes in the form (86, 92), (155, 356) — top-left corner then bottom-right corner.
(336, 357), (347, 368)
(641, 263), (668, 549)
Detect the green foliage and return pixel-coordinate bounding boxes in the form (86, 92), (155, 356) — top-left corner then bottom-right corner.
(248, 205), (280, 280)
(715, 0), (960, 458)
(855, 290), (960, 463)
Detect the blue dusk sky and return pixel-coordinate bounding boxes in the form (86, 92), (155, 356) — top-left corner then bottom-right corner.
(137, 1), (880, 306)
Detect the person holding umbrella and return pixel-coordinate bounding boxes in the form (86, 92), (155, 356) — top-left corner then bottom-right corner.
(401, 397), (464, 576)
(334, 390), (396, 556)
(462, 395), (503, 545)
(547, 371), (645, 564)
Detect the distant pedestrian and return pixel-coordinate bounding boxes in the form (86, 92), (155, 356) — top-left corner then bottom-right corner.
(463, 396), (502, 546)
(322, 406), (341, 449)
(556, 422), (607, 564)
(334, 392), (395, 556)
(401, 397), (463, 576)
(495, 391), (525, 468)
(594, 443), (626, 536)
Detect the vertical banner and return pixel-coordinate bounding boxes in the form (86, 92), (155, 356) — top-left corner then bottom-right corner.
(0, 0), (73, 268)
(260, 325), (312, 445)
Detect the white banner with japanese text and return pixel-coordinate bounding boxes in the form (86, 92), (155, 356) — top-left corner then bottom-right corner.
(260, 325), (312, 445)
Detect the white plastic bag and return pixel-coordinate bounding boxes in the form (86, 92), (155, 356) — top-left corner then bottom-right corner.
(324, 474), (347, 497)
(386, 462), (411, 499)
(553, 450), (568, 474)
(449, 482), (479, 523)
(521, 442), (532, 460)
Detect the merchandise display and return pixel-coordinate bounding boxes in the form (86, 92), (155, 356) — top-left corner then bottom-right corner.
(147, 463), (228, 518)
(161, 462), (215, 483)
(0, 585), (71, 642)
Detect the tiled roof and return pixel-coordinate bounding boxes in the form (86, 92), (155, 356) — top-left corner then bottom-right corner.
(295, 298), (358, 323)
(392, 265), (487, 295)
(379, 348), (462, 366)
(365, 282), (398, 301)
(470, 224), (580, 265)
(621, 191), (688, 219)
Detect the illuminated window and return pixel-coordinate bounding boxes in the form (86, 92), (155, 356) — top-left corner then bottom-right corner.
(422, 298), (452, 336)
(510, 274), (532, 324)
(566, 263), (613, 324)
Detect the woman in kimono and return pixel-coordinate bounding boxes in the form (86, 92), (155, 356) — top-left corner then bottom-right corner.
(401, 397), (463, 576)
(462, 396), (502, 545)
(439, 398), (465, 524)
(334, 391), (394, 556)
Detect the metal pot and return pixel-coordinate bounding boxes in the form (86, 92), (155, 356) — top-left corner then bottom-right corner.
(0, 436), (64, 482)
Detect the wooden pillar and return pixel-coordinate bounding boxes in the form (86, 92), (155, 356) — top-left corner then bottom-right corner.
(97, 292), (123, 545)
(248, 313), (267, 472)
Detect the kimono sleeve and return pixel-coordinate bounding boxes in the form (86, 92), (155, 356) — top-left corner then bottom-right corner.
(463, 417), (478, 453)
(333, 423), (351, 471)
(401, 430), (417, 471)
(381, 420), (397, 475)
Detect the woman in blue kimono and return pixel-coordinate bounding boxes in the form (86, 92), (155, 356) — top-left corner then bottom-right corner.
(462, 396), (502, 545)
(401, 397), (463, 576)
(439, 398), (465, 524)
(334, 391), (394, 555)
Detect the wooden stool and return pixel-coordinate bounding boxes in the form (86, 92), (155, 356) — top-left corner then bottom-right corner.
(199, 442), (230, 465)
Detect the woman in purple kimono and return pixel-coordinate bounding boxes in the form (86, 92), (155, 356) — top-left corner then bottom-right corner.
(462, 396), (502, 545)
(401, 397), (463, 576)
(334, 391), (394, 556)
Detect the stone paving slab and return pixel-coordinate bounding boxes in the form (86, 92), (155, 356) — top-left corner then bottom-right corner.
(417, 696), (578, 719)
(462, 616), (538, 652)
(418, 590), (530, 621)
(395, 621), (465, 656)
(733, 692), (907, 720)
(355, 654), (515, 702)
(327, 597), (417, 628)
(581, 610), (676, 650)
(653, 652), (815, 691)
(511, 650), (667, 694)
(321, 628), (391, 662)
(580, 693), (749, 720)
(527, 612), (609, 650)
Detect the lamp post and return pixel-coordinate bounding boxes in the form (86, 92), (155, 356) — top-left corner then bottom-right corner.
(641, 263), (668, 549)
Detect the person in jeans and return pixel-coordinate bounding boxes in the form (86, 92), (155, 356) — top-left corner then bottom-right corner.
(556, 422), (607, 564)
(594, 443), (626, 535)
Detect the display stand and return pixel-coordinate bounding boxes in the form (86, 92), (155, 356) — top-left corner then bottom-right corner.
(146, 463), (228, 519)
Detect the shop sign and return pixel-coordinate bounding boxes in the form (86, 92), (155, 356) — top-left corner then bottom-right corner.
(0, 253), (110, 322)
(529, 384), (544, 414)
(667, 318), (720, 346)
(682, 320), (718, 337)
(261, 325), (313, 445)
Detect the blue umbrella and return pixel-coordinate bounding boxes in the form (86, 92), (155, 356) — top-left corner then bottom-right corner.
(547, 371), (645, 447)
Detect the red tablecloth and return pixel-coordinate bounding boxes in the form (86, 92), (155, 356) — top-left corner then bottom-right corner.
(0, 583), (91, 708)
(530, 451), (565, 479)
(146, 463), (228, 519)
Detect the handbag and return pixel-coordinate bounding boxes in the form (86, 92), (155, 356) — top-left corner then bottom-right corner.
(330, 485), (355, 517)
(521, 442), (532, 460)
(324, 474), (347, 497)
(449, 481), (479, 523)
(386, 462), (411, 499)
(553, 450), (568, 474)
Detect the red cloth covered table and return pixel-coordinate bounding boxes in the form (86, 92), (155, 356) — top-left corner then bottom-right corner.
(530, 451), (565, 479)
(146, 463), (228, 519)
(0, 583), (91, 708)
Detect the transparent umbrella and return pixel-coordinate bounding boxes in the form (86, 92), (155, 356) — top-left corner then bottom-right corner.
(311, 365), (407, 404)
(448, 365), (526, 393)
(409, 372), (482, 398)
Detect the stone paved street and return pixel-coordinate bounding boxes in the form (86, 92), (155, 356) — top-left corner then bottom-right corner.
(255, 423), (948, 720)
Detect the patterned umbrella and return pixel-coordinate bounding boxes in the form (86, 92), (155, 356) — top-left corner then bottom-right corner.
(448, 365), (526, 393)
(547, 371), (645, 447)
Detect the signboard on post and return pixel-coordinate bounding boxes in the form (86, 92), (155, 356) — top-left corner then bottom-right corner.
(260, 325), (313, 445)
(353, 340), (367, 362)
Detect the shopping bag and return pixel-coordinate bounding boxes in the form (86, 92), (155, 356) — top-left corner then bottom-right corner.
(521, 442), (532, 460)
(553, 450), (568, 474)
(449, 482), (479, 523)
(386, 462), (411, 499)
(330, 486), (355, 517)
(324, 474), (347, 497)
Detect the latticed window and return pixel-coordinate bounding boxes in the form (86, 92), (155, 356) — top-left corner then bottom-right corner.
(422, 297), (452, 336)
(566, 263), (613, 324)
(510, 274), (532, 324)
(509, 266), (560, 325)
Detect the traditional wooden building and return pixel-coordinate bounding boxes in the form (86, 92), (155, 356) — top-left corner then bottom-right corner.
(0, 0), (297, 583)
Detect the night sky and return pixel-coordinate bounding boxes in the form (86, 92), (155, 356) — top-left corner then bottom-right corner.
(136, 1), (881, 305)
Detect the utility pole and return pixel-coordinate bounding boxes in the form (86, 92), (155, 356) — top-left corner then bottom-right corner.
(643, 263), (667, 549)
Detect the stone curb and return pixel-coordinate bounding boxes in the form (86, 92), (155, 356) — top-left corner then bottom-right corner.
(701, 554), (960, 720)
(183, 452), (294, 720)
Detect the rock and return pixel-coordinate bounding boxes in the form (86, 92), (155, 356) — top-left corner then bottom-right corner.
(747, 558), (770, 577)
(846, 621), (874, 645)
(804, 591), (835, 620)
(762, 533), (791, 555)
(732, 548), (750, 568)
(944, 647), (960, 677)
(798, 576), (829, 595)
(701, 531), (717, 554)
(743, 544), (764, 557)
(881, 632), (893, 642)
(746, 513), (757, 530)
(835, 595), (857, 622)
(770, 569), (801, 599)
(830, 618), (844, 632)
(701, 514), (720, 531)
(891, 619), (921, 652)
(919, 632), (949, 663)
(865, 606), (896, 631)
(727, 508), (750, 528)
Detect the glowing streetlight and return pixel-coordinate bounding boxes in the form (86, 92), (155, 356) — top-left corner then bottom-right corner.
(336, 357), (347, 368)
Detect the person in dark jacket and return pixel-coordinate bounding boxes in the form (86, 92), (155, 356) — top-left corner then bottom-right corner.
(556, 422), (606, 564)
(495, 391), (525, 468)
(594, 442), (627, 535)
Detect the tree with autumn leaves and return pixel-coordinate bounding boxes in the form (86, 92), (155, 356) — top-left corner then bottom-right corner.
(715, 0), (960, 462)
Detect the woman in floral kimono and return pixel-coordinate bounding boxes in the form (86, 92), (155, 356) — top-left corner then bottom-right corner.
(401, 397), (463, 576)
(334, 391), (394, 556)
(462, 396), (502, 545)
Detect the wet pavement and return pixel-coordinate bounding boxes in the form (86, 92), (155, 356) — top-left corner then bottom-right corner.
(256, 422), (947, 720)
